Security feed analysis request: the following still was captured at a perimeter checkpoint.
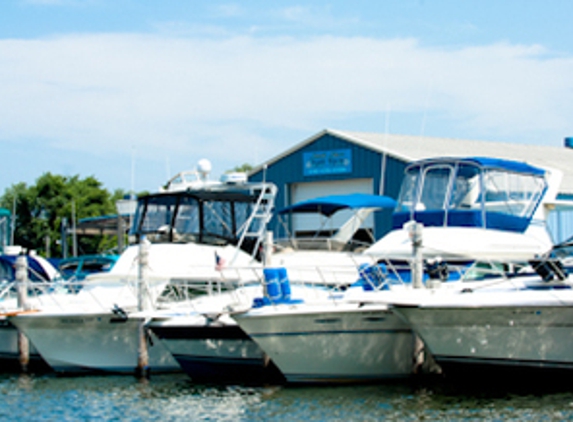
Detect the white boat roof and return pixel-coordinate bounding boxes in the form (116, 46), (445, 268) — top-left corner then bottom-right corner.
(252, 129), (573, 196)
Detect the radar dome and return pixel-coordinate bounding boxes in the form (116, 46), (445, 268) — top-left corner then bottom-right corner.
(197, 159), (212, 180)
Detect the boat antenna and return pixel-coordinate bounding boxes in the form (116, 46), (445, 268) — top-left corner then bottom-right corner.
(419, 79), (433, 138)
(131, 147), (136, 196)
(379, 102), (390, 196)
(10, 194), (16, 245)
(166, 155), (171, 181)
(71, 199), (78, 257)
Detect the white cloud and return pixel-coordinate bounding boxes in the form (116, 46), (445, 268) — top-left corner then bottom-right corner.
(0, 33), (572, 178)
(214, 3), (245, 18)
(21, 0), (98, 5)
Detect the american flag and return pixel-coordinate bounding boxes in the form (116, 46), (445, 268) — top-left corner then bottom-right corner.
(215, 252), (225, 271)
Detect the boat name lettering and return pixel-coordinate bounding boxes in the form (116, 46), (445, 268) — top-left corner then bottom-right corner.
(60, 318), (92, 324)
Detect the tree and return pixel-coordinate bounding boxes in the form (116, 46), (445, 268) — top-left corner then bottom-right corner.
(229, 163), (253, 173)
(0, 173), (118, 257)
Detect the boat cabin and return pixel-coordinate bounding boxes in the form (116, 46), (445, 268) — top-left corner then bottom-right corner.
(130, 180), (277, 258)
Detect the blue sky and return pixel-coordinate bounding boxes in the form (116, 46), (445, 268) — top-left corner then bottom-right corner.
(1, 0), (573, 195)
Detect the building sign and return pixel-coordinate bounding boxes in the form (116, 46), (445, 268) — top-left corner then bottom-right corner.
(303, 149), (352, 176)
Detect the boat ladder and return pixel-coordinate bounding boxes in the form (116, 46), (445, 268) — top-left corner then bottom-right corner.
(232, 183), (277, 264)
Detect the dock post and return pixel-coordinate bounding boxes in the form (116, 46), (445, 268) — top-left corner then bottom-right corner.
(407, 221), (424, 289)
(263, 231), (273, 267)
(406, 221), (427, 373)
(136, 237), (150, 378)
(15, 255), (29, 373)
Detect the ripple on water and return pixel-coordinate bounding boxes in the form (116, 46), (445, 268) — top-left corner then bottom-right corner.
(0, 374), (573, 421)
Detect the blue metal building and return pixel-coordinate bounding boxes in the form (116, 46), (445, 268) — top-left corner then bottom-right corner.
(249, 129), (407, 242)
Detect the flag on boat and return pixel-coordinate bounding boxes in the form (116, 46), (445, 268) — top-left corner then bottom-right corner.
(215, 252), (225, 271)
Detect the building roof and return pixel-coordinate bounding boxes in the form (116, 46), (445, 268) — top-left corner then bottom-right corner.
(252, 129), (573, 195)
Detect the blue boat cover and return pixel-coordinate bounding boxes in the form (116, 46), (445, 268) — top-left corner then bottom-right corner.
(0, 255), (53, 281)
(278, 193), (397, 217)
(412, 157), (545, 176)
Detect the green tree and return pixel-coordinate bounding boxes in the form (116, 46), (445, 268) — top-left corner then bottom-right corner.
(0, 173), (119, 257)
(229, 163), (253, 173)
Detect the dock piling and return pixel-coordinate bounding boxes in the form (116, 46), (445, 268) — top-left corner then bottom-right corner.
(136, 237), (150, 378)
(15, 255), (29, 373)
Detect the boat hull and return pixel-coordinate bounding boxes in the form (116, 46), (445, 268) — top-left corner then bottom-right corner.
(0, 319), (50, 372)
(395, 304), (573, 373)
(9, 312), (180, 374)
(234, 304), (416, 384)
(149, 319), (284, 384)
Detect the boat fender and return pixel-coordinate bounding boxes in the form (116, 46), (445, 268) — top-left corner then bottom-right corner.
(358, 263), (388, 291)
(530, 258), (568, 282)
(263, 268), (282, 302)
(426, 259), (449, 281)
(111, 304), (128, 322)
(146, 327), (154, 346)
(277, 267), (291, 300)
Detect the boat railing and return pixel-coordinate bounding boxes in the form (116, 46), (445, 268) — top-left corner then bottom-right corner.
(274, 237), (371, 253)
(352, 256), (532, 292)
(0, 256), (539, 315)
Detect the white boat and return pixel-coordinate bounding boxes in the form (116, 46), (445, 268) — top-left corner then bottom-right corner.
(370, 156), (573, 377)
(233, 292), (415, 384)
(365, 157), (562, 261)
(0, 250), (60, 371)
(233, 156), (570, 384)
(148, 284), (288, 384)
(7, 273), (178, 374)
(146, 193), (397, 384)
(389, 262), (573, 376)
(8, 163), (279, 374)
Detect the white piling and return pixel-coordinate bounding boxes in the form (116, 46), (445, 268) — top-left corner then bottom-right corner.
(15, 255), (29, 373)
(407, 221), (424, 289)
(136, 237), (150, 378)
(406, 221), (427, 372)
(263, 231), (273, 267)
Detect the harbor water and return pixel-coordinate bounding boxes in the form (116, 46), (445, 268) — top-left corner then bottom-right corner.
(2, 372), (573, 421)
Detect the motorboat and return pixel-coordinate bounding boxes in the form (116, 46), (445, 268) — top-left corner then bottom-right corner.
(389, 256), (573, 377)
(232, 287), (416, 384)
(365, 156), (562, 261)
(0, 248), (59, 371)
(146, 193), (398, 384)
(148, 283), (299, 385)
(8, 162), (279, 374)
(269, 193), (396, 284)
(366, 156), (573, 377)
(56, 254), (119, 282)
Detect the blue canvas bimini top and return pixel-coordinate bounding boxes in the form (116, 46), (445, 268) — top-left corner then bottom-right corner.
(410, 157), (545, 176)
(278, 193), (397, 217)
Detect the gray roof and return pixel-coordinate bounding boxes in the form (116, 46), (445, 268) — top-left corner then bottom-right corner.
(253, 129), (573, 196)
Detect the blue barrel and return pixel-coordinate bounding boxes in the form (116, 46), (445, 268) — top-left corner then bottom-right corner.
(277, 267), (291, 300)
(359, 263), (387, 291)
(263, 268), (282, 301)
(358, 263), (374, 291)
(565, 137), (573, 148)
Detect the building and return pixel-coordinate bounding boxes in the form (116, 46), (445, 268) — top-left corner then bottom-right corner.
(249, 129), (573, 243)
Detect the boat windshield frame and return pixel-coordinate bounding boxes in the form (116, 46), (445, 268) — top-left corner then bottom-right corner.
(130, 182), (275, 247)
(393, 158), (547, 232)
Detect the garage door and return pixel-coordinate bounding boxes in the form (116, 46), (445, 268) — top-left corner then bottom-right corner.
(289, 178), (374, 235)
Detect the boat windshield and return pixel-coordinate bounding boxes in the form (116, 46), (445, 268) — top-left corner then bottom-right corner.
(131, 193), (259, 246)
(395, 159), (546, 229)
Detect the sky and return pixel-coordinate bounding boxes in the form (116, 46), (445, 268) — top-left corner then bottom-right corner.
(1, 0), (573, 195)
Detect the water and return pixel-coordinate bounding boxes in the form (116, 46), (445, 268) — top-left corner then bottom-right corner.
(2, 373), (573, 421)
